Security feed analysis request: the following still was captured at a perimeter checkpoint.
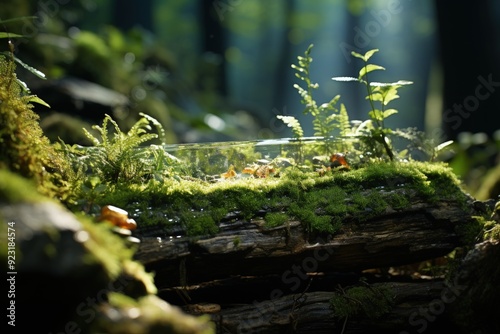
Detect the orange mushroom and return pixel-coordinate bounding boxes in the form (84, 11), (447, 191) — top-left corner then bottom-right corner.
(99, 205), (137, 230)
(330, 153), (350, 169)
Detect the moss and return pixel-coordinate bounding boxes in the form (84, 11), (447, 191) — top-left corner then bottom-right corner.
(350, 192), (369, 209)
(233, 236), (241, 247)
(386, 191), (411, 210)
(233, 188), (266, 219)
(84, 161), (469, 237)
(94, 293), (215, 334)
(183, 213), (219, 237)
(455, 216), (484, 246)
(484, 223), (500, 241)
(0, 169), (47, 204)
(0, 56), (69, 199)
(330, 284), (394, 320)
(365, 192), (389, 215)
(78, 214), (136, 279)
(265, 212), (290, 228)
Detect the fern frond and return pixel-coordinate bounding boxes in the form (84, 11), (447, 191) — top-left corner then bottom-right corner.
(83, 127), (100, 146)
(312, 114), (335, 138)
(106, 114), (123, 139)
(127, 117), (150, 137)
(277, 115), (304, 139)
(338, 103), (351, 137)
(140, 112), (166, 144)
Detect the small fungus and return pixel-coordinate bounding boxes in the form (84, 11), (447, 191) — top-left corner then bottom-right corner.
(99, 205), (137, 230)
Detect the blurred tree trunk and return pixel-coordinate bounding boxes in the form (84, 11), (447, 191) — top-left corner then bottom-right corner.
(112, 0), (154, 31)
(274, 0), (294, 112)
(200, 0), (227, 95)
(435, 0), (500, 140)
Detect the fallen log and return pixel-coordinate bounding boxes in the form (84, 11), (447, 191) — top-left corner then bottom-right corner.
(208, 281), (454, 334)
(135, 192), (474, 289)
(129, 161), (496, 332)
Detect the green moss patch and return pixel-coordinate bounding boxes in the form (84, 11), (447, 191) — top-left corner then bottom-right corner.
(330, 283), (394, 319)
(88, 161), (470, 238)
(0, 169), (47, 204)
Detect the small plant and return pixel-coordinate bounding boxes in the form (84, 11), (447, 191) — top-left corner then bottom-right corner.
(332, 49), (413, 161)
(68, 112), (181, 186)
(276, 115), (304, 139)
(278, 45), (453, 165)
(278, 44), (351, 155)
(330, 281), (394, 321)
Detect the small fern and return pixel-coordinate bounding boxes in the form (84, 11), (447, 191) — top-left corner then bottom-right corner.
(278, 44), (352, 155)
(80, 114), (160, 184)
(276, 115), (304, 139)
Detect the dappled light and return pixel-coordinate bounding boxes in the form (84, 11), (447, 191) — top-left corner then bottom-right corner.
(1, 1), (500, 333)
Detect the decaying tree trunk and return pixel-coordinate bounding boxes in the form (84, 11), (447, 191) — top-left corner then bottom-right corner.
(133, 187), (498, 333)
(136, 194), (472, 287)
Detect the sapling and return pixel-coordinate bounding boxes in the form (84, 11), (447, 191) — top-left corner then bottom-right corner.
(332, 49), (413, 161)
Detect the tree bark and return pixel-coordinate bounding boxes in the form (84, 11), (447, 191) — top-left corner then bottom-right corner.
(135, 192), (473, 289)
(132, 183), (500, 332)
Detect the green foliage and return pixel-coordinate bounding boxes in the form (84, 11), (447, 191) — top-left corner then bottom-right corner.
(0, 54), (69, 198)
(264, 212), (290, 228)
(0, 169), (47, 203)
(333, 49), (413, 161)
(287, 184), (347, 234)
(276, 115), (304, 139)
(77, 113), (175, 184)
(278, 44), (352, 155)
(57, 112), (188, 209)
(330, 283), (394, 320)
(278, 45), (453, 164)
(182, 213), (219, 237)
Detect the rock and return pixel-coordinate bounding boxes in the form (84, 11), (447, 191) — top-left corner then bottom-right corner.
(1, 198), (213, 333)
(2, 201), (111, 332)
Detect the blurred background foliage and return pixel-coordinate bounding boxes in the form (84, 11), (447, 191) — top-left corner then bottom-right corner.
(0, 0), (499, 200)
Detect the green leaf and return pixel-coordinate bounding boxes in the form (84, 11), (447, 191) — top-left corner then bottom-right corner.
(0, 16), (37, 25)
(320, 94), (341, 111)
(0, 32), (24, 39)
(383, 109), (398, 118)
(367, 92), (383, 102)
(15, 79), (29, 93)
(363, 49), (379, 61)
(12, 55), (46, 79)
(382, 89), (400, 105)
(370, 80), (413, 87)
(368, 109), (384, 122)
(27, 95), (50, 108)
(338, 103), (351, 137)
(435, 140), (453, 152)
(305, 43), (314, 55)
(351, 51), (365, 61)
(332, 76), (359, 82)
(397, 149), (408, 159)
(358, 64), (385, 79)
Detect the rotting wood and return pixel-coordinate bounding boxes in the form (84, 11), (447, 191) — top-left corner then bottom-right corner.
(130, 181), (500, 332)
(135, 197), (474, 289)
(205, 281), (450, 334)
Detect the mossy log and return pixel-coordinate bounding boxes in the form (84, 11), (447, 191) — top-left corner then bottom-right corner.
(135, 190), (474, 288)
(129, 163), (496, 333)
